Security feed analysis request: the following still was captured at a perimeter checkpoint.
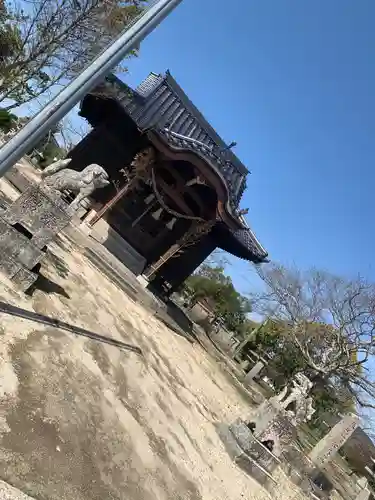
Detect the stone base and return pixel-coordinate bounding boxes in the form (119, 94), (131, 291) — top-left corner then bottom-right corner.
(248, 399), (281, 437)
(0, 208), (45, 292)
(229, 419), (281, 470)
(228, 419), (256, 454)
(0, 184), (73, 292)
(2, 184), (73, 248)
(78, 221), (93, 236)
(0, 251), (38, 292)
(136, 275), (149, 288)
(0, 217), (44, 268)
(280, 465), (333, 500)
(282, 445), (315, 475)
(235, 453), (277, 488)
(356, 488), (371, 500)
(12, 266), (38, 292)
(216, 421), (279, 490)
(299, 476), (330, 500)
(216, 422), (245, 459)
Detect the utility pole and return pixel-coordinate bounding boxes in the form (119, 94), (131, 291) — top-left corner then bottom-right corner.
(0, 0), (183, 178)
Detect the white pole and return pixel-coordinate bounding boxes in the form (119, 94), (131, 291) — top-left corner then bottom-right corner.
(0, 0), (183, 177)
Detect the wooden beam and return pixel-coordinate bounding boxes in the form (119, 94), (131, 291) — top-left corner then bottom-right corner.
(156, 178), (194, 216)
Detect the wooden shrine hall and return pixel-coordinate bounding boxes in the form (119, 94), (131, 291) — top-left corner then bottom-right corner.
(68, 71), (268, 295)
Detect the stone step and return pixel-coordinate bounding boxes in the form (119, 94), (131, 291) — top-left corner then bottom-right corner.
(90, 219), (146, 276)
(84, 247), (139, 302)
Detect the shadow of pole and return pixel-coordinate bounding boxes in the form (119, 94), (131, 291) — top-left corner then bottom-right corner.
(0, 300), (143, 356)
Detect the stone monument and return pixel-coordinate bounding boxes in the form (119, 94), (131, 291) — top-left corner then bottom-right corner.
(0, 159), (109, 291)
(217, 373), (316, 490)
(309, 413), (360, 468)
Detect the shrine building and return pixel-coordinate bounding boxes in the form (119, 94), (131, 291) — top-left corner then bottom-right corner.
(68, 71), (268, 295)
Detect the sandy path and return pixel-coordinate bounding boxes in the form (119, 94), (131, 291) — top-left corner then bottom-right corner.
(0, 234), (302, 500)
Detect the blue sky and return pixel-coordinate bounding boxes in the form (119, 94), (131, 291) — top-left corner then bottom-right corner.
(116, 1), (374, 292)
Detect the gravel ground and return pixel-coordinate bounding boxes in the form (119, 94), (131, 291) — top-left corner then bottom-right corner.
(0, 232), (306, 500)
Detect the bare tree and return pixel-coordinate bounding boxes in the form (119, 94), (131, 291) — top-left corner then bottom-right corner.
(59, 112), (91, 149)
(205, 249), (231, 269)
(252, 263), (375, 408)
(0, 0), (148, 110)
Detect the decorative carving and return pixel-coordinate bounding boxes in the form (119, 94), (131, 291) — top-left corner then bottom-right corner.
(0, 183), (73, 291)
(185, 175), (207, 187)
(272, 385), (288, 404)
(270, 374), (315, 425)
(305, 397), (316, 421)
(159, 128), (242, 204)
(41, 158), (110, 209)
(131, 146), (156, 174)
(120, 146), (156, 188)
(280, 374), (312, 410)
(293, 396), (315, 425)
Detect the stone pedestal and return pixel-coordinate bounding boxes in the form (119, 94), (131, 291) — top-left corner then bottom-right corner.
(217, 419), (280, 489)
(257, 412), (297, 458)
(2, 184), (73, 246)
(249, 398), (282, 437)
(0, 184), (73, 291)
(282, 444), (315, 479)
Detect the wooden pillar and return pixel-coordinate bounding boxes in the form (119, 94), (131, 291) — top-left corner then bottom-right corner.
(145, 219), (215, 279)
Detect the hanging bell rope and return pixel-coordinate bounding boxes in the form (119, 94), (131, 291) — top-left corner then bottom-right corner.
(150, 167), (205, 223)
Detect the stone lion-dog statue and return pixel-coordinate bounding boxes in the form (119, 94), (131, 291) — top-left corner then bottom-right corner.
(41, 158), (110, 209)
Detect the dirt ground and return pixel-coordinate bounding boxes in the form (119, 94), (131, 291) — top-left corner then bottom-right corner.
(0, 232), (303, 500)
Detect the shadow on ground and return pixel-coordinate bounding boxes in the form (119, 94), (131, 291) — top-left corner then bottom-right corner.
(45, 250), (70, 279)
(31, 272), (70, 299)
